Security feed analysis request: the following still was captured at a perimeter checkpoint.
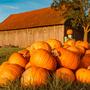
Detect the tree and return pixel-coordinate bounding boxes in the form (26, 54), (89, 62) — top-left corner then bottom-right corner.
(51, 0), (90, 42)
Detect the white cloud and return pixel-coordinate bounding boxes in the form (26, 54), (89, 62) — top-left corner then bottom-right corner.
(2, 5), (19, 10)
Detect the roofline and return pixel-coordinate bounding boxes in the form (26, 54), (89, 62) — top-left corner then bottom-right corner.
(0, 24), (64, 31)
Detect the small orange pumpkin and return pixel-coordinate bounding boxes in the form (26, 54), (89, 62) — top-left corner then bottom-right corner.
(66, 29), (73, 35)
(30, 49), (57, 71)
(8, 52), (28, 68)
(76, 68), (90, 83)
(21, 66), (49, 87)
(26, 41), (51, 55)
(56, 67), (75, 82)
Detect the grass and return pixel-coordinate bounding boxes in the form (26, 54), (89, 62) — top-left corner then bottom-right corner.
(0, 47), (90, 90)
(0, 47), (22, 64)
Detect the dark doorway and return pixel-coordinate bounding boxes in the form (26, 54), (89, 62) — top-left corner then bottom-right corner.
(64, 19), (84, 41)
(88, 31), (90, 43)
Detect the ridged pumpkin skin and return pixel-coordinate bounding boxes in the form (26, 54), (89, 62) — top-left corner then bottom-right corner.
(26, 41), (51, 55)
(25, 61), (32, 69)
(0, 64), (24, 86)
(66, 46), (80, 54)
(21, 66), (49, 87)
(8, 53), (28, 68)
(76, 46), (85, 55)
(56, 67), (75, 82)
(30, 49), (57, 71)
(64, 39), (75, 46)
(76, 68), (90, 83)
(58, 47), (80, 70)
(46, 39), (62, 50)
(80, 54), (90, 68)
(18, 49), (30, 61)
(75, 41), (89, 49)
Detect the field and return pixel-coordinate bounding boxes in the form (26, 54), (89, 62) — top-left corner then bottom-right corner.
(0, 47), (90, 90)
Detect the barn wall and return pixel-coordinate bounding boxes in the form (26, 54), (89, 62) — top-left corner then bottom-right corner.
(0, 25), (64, 47)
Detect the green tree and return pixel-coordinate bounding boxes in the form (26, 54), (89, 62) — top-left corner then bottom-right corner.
(51, 0), (90, 42)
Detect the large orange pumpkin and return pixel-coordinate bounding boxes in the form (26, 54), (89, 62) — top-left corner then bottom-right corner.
(30, 49), (57, 71)
(0, 64), (24, 86)
(46, 39), (62, 51)
(75, 41), (89, 49)
(8, 53), (28, 68)
(58, 47), (80, 70)
(21, 66), (49, 87)
(76, 68), (90, 83)
(56, 67), (75, 82)
(26, 41), (51, 55)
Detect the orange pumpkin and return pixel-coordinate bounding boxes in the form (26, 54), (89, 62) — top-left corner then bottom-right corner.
(75, 41), (89, 49)
(66, 46), (80, 54)
(85, 50), (90, 55)
(46, 39), (62, 51)
(56, 67), (75, 82)
(0, 64), (24, 86)
(8, 53), (28, 68)
(25, 61), (32, 69)
(26, 41), (51, 55)
(18, 49), (30, 61)
(76, 68), (90, 83)
(63, 45), (70, 49)
(21, 66), (49, 87)
(30, 49), (57, 71)
(76, 46), (85, 55)
(66, 29), (73, 35)
(64, 39), (75, 46)
(58, 47), (80, 70)
(80, 54), (90, 68)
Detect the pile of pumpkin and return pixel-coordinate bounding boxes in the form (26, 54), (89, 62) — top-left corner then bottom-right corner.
(0, 39), (90, 87)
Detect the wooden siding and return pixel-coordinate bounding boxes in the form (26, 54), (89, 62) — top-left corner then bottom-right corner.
(0, 25), (64, 47)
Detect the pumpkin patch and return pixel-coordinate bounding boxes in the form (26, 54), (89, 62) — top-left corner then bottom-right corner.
(0, 39), (90, 87)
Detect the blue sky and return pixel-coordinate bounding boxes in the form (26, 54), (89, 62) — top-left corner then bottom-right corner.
(0, 0), (52, 22)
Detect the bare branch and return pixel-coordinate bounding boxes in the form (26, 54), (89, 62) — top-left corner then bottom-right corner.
(84, 24), (90, 32)
(87, 29), (90, 32)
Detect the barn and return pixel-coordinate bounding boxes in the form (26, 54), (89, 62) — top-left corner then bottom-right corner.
(0, 7), (65, 47)
(0, 7), (88, 47)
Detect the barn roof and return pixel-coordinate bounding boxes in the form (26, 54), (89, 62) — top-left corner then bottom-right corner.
(0, 7), (66, 31)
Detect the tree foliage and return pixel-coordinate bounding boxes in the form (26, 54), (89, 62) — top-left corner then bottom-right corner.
(51, 0), (90, 41)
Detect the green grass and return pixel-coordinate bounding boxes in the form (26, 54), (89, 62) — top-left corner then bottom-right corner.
(0, 47), (90, 90)
(0, 78), (90, 90)
(0, 47), (22, 64)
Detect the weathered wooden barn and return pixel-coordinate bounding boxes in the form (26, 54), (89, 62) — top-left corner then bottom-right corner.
(0, 8), (65, 47)
(0, 7), (89, 47)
